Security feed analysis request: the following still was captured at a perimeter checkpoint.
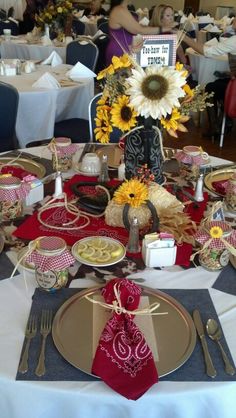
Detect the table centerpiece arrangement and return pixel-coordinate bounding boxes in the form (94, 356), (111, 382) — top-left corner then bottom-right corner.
(35, 0), (75, 39)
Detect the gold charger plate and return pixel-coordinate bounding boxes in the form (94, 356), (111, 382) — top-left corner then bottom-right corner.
(0, 157), (46, 179)
(204, 168), (236, 196)
(52, 286), (196, 377)
(96, 145), (123, 168)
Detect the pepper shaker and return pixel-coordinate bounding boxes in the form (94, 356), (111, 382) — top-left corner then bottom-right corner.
(127, 217), (140, 253)
(98, 154), (110, 183)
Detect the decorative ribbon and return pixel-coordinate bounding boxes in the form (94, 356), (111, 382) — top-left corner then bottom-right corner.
(85, 282), (168, 317)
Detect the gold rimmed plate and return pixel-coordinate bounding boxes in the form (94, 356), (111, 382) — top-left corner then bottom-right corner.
(0, 157), (46, 179)
(52, 286), (196, 377)
(204, 168), (236, 196)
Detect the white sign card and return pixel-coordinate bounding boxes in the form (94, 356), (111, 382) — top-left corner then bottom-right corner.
(136, 34), (177, 68)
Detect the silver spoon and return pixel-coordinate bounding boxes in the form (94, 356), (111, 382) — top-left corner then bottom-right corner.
(206, 319), (236, 376)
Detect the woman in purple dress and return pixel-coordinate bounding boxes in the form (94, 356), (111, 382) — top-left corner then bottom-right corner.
(105, 0), (174, 65)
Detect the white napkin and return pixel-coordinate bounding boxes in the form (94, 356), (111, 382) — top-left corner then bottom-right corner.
(136, 8), (143, 14)
(180, 15), (187, 24)
(41, 35), (53, 46)
(198, 15), (214, 24)
(203, 23), (213, 31)
(208, 25), (221, 33)
(139, 17), (149, 26)
(204, 37), (219, 46)
(66, 61), (96, 81)
(8, 17), (19, 25)
(188, 13), (195, 20)
(92, 29), (105, 40)
(32, 72), (61, 89)
(41, 51), (63, 67)
(80, 16), (90, 23)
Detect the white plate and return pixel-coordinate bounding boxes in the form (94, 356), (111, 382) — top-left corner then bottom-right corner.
(72, 236), (126, 267)
(17, 247), (35, 273)
(73, 162), (100, 177)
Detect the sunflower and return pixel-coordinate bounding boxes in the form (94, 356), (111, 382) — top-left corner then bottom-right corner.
(113, 179), (148, 208)
(97, 64), (115, 80)
(210, 226), (223, 239)
(94, 109), (113, 144)
(161, 108), (190, 137)
(112, 54), (133, 70)
(126, 65), (186, 120)
(111, 95), (137, 131)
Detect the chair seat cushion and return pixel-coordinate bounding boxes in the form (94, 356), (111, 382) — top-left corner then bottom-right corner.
(54, 118), (90, 143)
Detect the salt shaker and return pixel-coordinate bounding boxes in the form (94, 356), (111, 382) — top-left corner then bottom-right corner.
(126, 217), (140, 253)
(194, 173), (204, 202)
(53, 171), (63, 198)
(98, 154), (110, 183)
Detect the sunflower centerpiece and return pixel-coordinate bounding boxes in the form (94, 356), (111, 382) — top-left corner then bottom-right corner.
(35, 0), (74, 39)
(96, 55), (212, 184)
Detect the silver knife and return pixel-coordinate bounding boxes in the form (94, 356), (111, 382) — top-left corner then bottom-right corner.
(193, 309), (217, 378)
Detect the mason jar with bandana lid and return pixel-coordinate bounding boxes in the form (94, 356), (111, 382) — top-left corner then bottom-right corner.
(0, 175), (30, 221)
(50, 137), (77, 172)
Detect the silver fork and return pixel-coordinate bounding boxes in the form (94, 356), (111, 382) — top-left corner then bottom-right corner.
(18, 315), (37, 374)
(35, 310), (53, 377)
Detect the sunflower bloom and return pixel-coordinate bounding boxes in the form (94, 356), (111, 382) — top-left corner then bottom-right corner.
(113, 179), (148, 208)
(183, 84), (194, 97)
(175, 62), (188, 78)
(161, 108), (189, 137)
(94, 109), (113, 144)
(111, 95), (137, 131)
(112, 54), (133, 70)
(210, 226), (223, 239)
(97, 64), (115, 80)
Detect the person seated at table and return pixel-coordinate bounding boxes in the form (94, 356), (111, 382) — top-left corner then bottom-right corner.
(182, 17), (236, 138)
(84, 0), (108, 17)
(149, 4), (188, 67)
(106, 0), (175, 65)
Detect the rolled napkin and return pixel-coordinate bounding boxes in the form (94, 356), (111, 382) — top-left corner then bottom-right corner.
(41, 51), (63, 67)
(41, 35), (53, 46)
(66, 61), (96, 81)
(32, 72), (61, 89)
(91, 278), (159, 400)
(139, 17), (149, 26)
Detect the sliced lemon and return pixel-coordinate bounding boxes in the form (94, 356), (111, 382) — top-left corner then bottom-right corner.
(111, 245), (124, 258)
(77, 242), (88, 254)
(89, 238), (108, 250)
(80, 247), (95, 260)
(96, 251), (112, 263)
(106, 242), (118, 253)
(89, 249), (103, 262)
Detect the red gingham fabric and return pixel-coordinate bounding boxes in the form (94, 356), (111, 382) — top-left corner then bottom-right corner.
(0, 176), (30, 201)
(26, 236), (75, 271)
(49, 139), (78, 157)
(195, 221), (236, 250)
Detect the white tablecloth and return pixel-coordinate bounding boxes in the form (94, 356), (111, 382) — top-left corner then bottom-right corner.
(0, 65), (94, 147)
(1, 38), (66, 62)
(0, 0), (26, 20)
(0, 146), (235, 418)
(186, 47), (230, 85)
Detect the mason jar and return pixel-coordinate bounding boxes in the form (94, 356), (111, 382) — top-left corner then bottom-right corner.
(199, 247), (230, 271)
(51, 137), (75, 172)
(26, 236), (75, 292)
(0, 176), (27, 221)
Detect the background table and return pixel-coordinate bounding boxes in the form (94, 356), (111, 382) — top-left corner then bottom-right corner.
(0, 0), (26, 20)
(0, 145), (235, 418)
(0, 64), (94, 147)
(1, 38), (66, 62)
(186, 47), (230, 85)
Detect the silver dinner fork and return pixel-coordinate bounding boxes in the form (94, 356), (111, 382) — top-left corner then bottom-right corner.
(18, 315), (37, 374)
(35, 310), (53, 377)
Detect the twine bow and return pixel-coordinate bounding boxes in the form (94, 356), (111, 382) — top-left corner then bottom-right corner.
(85, 282), (168, 317)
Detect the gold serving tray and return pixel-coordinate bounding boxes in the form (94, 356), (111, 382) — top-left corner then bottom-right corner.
(0, 157), (46, 179)
(204, 168), (236, 196)
(52, 286), (196, 378)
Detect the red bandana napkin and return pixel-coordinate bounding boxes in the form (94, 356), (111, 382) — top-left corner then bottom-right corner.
(92, 278), (158, 399)
(212, 179), (229, 195)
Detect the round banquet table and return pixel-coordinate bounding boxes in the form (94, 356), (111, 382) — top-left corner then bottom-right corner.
(1, 38), (66, 63)
(186, 47), (230, 85)
(0, 63), (94, 147)
(0, 145), (236, 418)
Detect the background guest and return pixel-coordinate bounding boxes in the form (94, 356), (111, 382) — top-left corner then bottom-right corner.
(84, 0), (107, 17)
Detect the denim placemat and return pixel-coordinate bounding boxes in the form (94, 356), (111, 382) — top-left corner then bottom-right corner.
(0, 253), (18, 280)
(212, 263), (236, 295)
(16, 288), (236, 382)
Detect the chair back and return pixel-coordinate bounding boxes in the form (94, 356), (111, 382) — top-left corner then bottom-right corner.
(0, 20), (19, 35)
(93, 33), (109, 73)
(72, 19), (85, 36)
(88, 93), (123, 143)
(97, 21), (109, 35)
(66, 39), (99, 71)
(0, 82), (19, 151)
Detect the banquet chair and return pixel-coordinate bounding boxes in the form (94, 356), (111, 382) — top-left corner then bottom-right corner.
(97, 21), (109, 35)
(0, 82), (19, 151)
(0, 20), (19, 36)
(72, 19), (85, 36)
(53, 118), (90, 144)
(93, 34), (109, 74)
(66, 39), (99, 71)
(88, 93), (123, 143)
